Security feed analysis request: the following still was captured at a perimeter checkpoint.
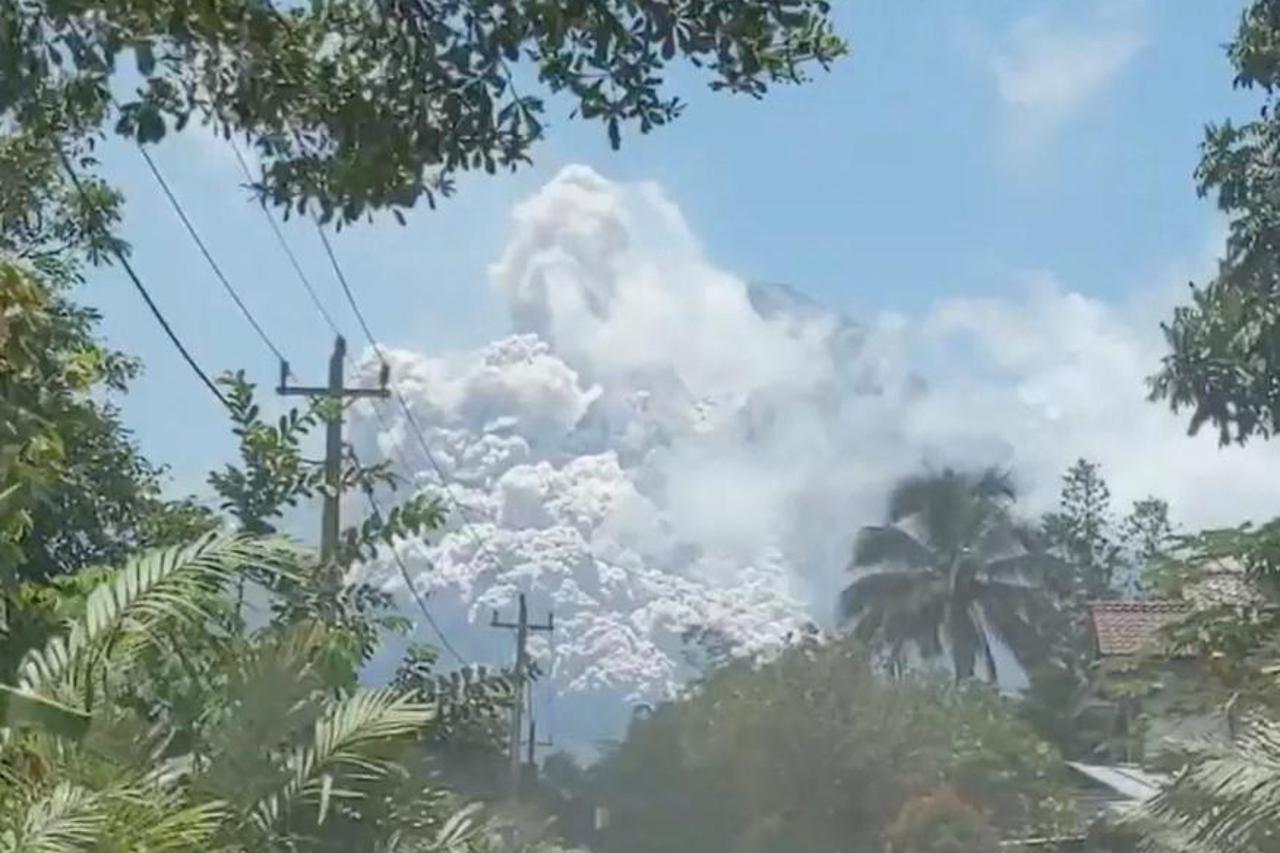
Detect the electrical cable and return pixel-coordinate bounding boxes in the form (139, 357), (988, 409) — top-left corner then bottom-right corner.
(313, 226), (554, 713)
(136, 144), (289, 367)
(315, 227), (504, 540)
(353, 454), (470, 668)
(225, 141), (473, 667)
(227, 140), (346, 339)
(57, 148), (230, 408)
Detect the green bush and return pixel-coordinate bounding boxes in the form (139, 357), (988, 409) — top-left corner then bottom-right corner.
(887, 789), (1000, 853)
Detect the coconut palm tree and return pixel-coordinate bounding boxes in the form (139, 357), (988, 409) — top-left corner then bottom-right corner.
(838, 468), (1057, 682)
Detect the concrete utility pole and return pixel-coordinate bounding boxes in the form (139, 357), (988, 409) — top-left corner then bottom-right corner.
(491, 593), (553, 851)
(277, 336), (389, 568)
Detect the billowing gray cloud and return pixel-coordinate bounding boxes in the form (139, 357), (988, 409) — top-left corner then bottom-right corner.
(348, 165), (1278, 747)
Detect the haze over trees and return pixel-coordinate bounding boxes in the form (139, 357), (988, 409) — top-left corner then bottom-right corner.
(545, 636), (1076, 853)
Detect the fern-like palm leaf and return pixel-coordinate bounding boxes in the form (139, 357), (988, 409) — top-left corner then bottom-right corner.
(11, 534), (293, 710)
(1138, 719), (1280, 852)
(247, 689), (433, 836)
(3, 782), (105, 853)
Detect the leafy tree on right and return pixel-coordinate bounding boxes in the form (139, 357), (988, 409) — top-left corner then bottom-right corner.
(1150, 0), (1280, 447)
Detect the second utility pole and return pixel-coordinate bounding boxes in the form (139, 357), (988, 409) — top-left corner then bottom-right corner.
(491, 593), (553, 850)
(278, 336), (389, 566)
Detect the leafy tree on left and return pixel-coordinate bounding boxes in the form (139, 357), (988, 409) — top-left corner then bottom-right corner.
(0, 132), (214, 584)
(0, 258), (521, 850)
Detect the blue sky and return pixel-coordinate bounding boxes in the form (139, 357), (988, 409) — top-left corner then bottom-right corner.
(83, 0), (1253, 495)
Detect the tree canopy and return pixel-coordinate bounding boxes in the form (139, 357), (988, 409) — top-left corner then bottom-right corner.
(1150, 0), (1280, 445)
(563, 635), (1075, 853)
(0, 255), (215, 584)
(2, 0), (844, 224)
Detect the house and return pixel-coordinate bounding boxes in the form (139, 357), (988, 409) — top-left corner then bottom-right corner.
(1089, 556), (1264, 654)
(1086, 556), (1264, 762)
(1003, 561), (1264, 851)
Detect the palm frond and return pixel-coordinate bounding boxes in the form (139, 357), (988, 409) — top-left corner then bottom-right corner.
(887, 471), (959, 524)
(977, 594), (1049, 666)
(983, 552), (1063, 585)
(850, 526), (935, 571)
(0, 686), (90, 741)
(845, 574), (950, 670)
(838, 571), (934, 624)
(944, 601), (989, 681)
(115, 797), (229, 852)
(196, 622), (331, 808)
(1139, 720), (1280, 851)
(887, 468), (1014, 556)
(981, 576), (1052, 649)
(844, 469), (1054, 683)
(13, 534), (294, 704)
(972, 468), (1017, 503)
(9, 782), (105, 853)
(428, 801), (489, 851)
(248, 689), (433, 835)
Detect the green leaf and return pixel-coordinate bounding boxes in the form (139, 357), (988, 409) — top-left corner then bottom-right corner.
(0, 684), (91, 741)
(136, 103), (166, 144)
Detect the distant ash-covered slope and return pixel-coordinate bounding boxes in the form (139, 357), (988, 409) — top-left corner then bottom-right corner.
(343, 166), (924, 747)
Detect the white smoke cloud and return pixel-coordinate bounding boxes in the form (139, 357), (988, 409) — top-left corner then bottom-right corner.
(349, 165), (1280, 746)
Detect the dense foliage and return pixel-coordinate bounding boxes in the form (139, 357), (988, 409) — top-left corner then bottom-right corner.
(0, 256), (214, 584)
(0, 123), (215, 585)
(1, 0), (844, 224)
(0, 344), (523, 850)
(1129, 5), (1280, 830)
(554, 636), (1075, 853)
(1150, 0), (1280, 444)
(1129, 525), (1280, 851)
(0, 244), (520, 848)
(1022, 460), (1175, 763)
(0, 533), (514, 852)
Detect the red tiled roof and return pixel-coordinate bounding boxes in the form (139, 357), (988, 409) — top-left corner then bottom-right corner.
(1088, 601), (1192, 657)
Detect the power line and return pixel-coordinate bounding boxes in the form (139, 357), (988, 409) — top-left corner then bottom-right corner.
(227, 146), (427, 481)
(136, 144), (289, 367)
(315, 227), (493, 525)
(359, 480), (469, 668)
(231, 131), (480, 521)
(313, 228), (529, 688)
(225, 143), (471, 667)
(74, 135), (475, 672)
(227, 141), (471, 520)
(57, 148), (229, 409)
(227, 141), (345, 338)
(316, 226), (381, 354)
